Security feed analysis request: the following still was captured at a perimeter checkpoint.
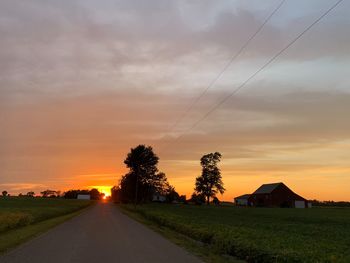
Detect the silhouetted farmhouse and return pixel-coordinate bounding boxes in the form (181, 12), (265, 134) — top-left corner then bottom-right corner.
(235, 182), (310, 208)
(234, 194), (250, 206)
(152, 193), (166, 202)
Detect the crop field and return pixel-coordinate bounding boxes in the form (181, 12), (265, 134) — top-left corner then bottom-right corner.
(0, 197), (91, 253)
(122, 203), (350, 263)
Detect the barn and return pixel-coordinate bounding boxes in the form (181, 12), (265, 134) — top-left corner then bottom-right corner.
(248, 182), (309, 208)
(234, 194), (250, 206)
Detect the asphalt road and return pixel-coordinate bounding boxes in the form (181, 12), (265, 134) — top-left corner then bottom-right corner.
(0, 203), (202, 263)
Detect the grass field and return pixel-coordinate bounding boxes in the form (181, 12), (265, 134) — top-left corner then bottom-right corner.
(0, 197), (92, 253)
(121, 203), (350, 263)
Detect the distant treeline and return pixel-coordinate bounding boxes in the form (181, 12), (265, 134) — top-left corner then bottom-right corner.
(311, 200), (350, 207)
(1, 189), (105, 200)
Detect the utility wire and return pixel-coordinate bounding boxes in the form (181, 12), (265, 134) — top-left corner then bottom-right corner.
(163, 0), (286, 137)
(160, 0), (343, 153)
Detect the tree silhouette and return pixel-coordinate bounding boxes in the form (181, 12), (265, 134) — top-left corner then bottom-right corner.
(165, 185), (180, 203)
(111, 186), (121, 202)
(120, 145), (171, 204)
(2, 190), (7, 197)
(195, 152), (225, 205)
(89, 188), (102, 200)
(26, 191), (35, 197)
(190, 192), (206, 205)
(40, 190), (57, 198)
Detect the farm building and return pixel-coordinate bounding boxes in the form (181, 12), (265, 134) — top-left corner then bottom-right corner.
(152, 193), (166, 202)
(234, 194), (250, 206)
(248, 182), (309, 208)
(77, 194), (90, 200)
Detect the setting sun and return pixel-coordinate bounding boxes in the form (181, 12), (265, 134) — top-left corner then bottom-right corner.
(90, 186), (112, 197)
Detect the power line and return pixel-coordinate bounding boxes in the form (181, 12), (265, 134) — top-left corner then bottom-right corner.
(160, 0), (343, 153)
(162, 0), (286, 139)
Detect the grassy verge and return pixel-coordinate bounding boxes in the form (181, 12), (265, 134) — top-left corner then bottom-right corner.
(0, 197), (92, 232)
(119, 205), (244, 263)
(0, 208), (87, 254)
(119, 203), (350, 263)
(0, 197), (92, 254)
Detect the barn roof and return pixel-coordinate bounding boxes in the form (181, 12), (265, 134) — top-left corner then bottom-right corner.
(252, 182), (283, 194)
(234, 194), (251, 200)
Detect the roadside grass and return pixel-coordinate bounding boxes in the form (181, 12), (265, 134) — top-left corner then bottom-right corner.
(0, 197), (92, 254)
(120, 203), (350, 263)
(120, 206), (244, 263)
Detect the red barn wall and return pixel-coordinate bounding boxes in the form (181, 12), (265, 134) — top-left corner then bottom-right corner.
(248, 184), (307, 208)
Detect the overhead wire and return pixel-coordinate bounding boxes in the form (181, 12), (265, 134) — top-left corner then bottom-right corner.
(157, 1), (287, 152)
(163, 0), (287, 135)
(159, 0), (343, 154)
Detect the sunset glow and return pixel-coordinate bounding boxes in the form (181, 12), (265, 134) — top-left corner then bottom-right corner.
(90, 186), (112, 197)
(1, 1), (349, 201)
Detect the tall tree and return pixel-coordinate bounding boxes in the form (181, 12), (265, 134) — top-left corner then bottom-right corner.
(89, 188), (102, 200)
(2, 190), (8, 197)
(111, 186), (121, 203)
(120, 145), (170, 203)
(195, 152), (225, 205)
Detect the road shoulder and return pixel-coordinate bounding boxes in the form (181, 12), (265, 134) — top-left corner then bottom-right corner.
(0, 207), (90, 255)
(118, 205), (245, 263)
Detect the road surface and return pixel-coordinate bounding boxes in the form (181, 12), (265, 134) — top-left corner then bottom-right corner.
(0, 203), (202, 263)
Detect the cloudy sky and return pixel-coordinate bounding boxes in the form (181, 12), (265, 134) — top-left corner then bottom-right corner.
(1, 0), (349, 200)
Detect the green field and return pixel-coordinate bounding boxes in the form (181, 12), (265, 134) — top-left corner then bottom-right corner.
(121, 203), (350, 263)
(0, 197), (91, 253)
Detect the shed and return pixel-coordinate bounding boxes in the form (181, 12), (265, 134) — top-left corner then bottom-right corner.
(234, 194), (251, 206)
(248, 182), (308, 208)
(77, 194), (91, 200)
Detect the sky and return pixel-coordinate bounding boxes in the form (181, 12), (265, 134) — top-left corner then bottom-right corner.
(1, 0), (349, 201)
